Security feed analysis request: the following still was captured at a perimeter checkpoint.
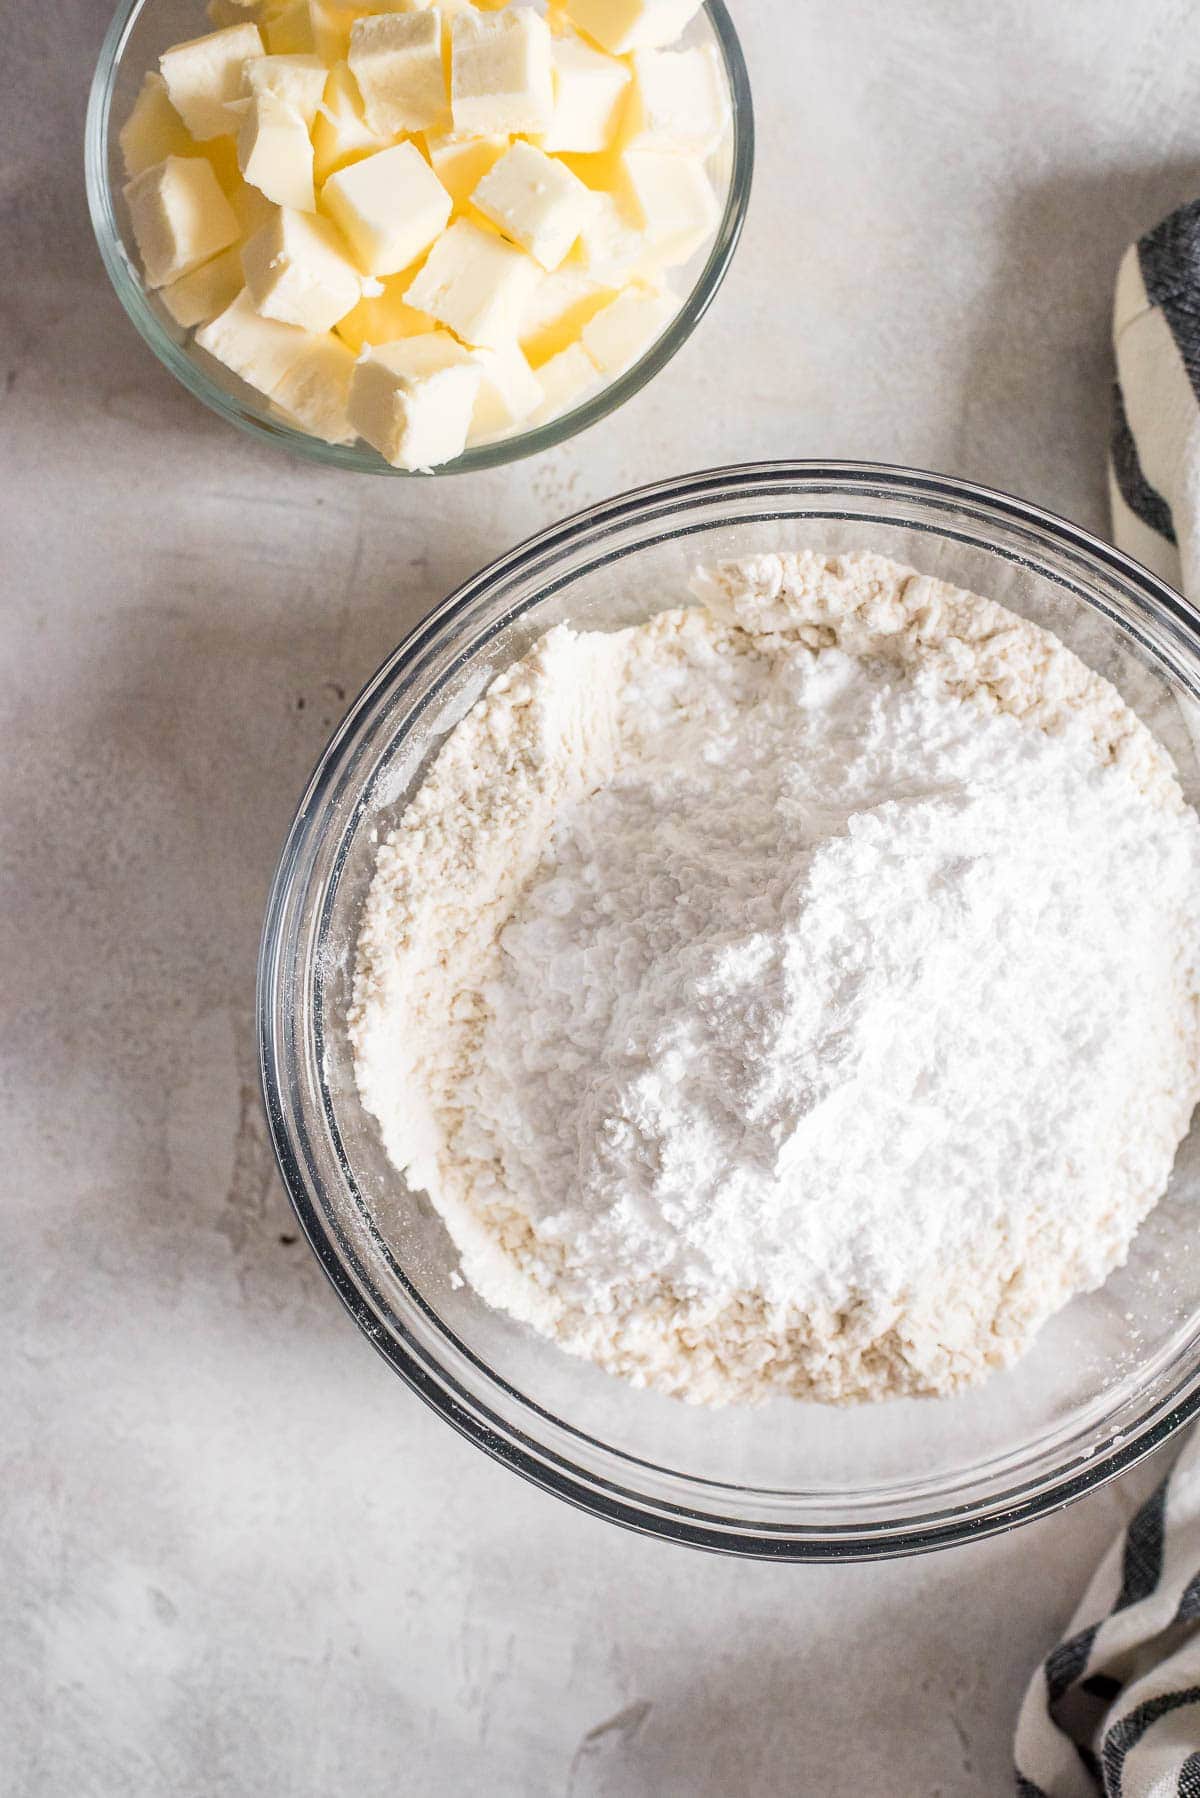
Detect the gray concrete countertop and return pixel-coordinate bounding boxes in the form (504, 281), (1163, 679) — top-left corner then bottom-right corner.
(5, 2), (1200, 1792)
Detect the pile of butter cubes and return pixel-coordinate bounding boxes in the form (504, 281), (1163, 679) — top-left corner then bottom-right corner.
(119, 0), (730, 468)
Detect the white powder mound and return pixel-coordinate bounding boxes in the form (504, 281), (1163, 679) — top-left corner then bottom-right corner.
(350, 551), (1200, 1406)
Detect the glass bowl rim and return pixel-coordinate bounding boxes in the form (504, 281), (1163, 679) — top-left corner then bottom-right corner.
(258, 458), (1200, 1559)
(83, 0), (755, 476)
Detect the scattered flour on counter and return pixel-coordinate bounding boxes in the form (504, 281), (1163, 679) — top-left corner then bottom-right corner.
(350, 552), (1200, 1405)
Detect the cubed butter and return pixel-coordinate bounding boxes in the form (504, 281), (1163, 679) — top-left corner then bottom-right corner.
(562, 0), (702, 54)
(227, 174), (277, 239)
(528, 340), (600, 423)
(312, 61), (395, 185)
(471, 139), (593, 271)
(622, 45), (728, 155)
(238, 53), (328, 127)
(556, 148), (622, 190)
(424, 131), (509, 210)
(200, 133), (243, 193)
(159, 22), (265, 140)
(404, 216), (540, 347)
(242, 207), (364, 331)
(237, 90), (316, 210)
(450, 9), (554, 136)
(263, 0), (317, 53)
(124, 154), (241, 287)
(348, 334), (483, 468)
(195, 286), (317, 393)
(272, 333), (358, 441)
(570, 188), (648, 284)
(334, 267), (438, 351)
(469, 340), (543, 442)
(541, 32), (630, 153)
(616, 149), (718, 266)
(581, 282), (675, 371)
(206, 0), (261, 28)
(159, 243), (244, 326)
(322, 141), (451, 276)
(119, 72), (194, 177)
(349, 11), (448, 134)
(518, 263), (609, 364)
(308, 0), (359, 62)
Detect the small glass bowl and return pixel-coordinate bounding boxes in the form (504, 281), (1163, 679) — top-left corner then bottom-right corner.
(84, 0), (754, 475)
(259, 462), (1200, 1559)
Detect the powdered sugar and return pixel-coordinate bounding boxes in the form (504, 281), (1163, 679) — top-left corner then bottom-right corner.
(350, 552), (1200, 1405)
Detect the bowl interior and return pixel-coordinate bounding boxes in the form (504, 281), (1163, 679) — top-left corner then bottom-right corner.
(87, 0), (752, 474)
(262, 467), (1200, 1555)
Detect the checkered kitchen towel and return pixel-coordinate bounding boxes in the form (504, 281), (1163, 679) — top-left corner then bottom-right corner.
(1015, 201), (1200, 1798)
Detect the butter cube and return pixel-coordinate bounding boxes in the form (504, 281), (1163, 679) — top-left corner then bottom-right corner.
(424, 131), (509, 210)
(206, 0), (261, 27)
(120, 72), (194, 177)
(471, 139), (594, 271)
(541, 33), (630, 153)
(238, 53), (328, 127)
(263, 0), (317, 53)
(312, 61), (395, 184)
(528, 340), (600, 423)
(617, 149), (717, 266)
(469, 341), (543, 442)
(124, 155), (241, 287)
(571, 189), (648, 284)
(242, 207), (364, 331)
(348, 334), (483, 468)
(308, 0), (358, 61)
(160, 23), (265, 140)
(238, 91), (316, 210)
(349, 11), (448, 134)
(160, 243), (244, 325)
(195, 286), (317, 394)
(450, 10), (554, 135)
(322, 141), (451, 275)
(404, 217), (540, 347)
(272, 333), (358, 441)
(581, 282), (675, 372)
(562, 0), (702, 54)
(200, 132), (244, 193)
(228, 174), (277, 238)
(518, 264), (609, 363)
(334, 267), (438, 351)
(622, 45), (728, 155)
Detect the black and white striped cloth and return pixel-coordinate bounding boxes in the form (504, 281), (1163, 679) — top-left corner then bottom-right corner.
(1014, 1439), (1200, 1796)
(1109, 199), (1200, 596)
(1015, 200), (1200, 1798)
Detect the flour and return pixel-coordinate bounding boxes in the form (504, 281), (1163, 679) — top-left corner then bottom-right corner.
(350, 552), (1200, 1405)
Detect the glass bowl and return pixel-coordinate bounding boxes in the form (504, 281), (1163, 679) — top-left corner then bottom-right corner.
(84, 0), (753, 475)
(258, 461), (1200, 1559)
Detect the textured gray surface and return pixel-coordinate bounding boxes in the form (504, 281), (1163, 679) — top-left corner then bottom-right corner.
(5, 2), (1200, 1793)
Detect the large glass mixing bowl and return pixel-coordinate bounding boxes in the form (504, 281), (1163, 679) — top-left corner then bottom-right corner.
(258, 462), (1200, 1558)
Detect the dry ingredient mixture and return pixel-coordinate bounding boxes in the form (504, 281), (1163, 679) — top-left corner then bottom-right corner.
(350, 552), (1200, 1405)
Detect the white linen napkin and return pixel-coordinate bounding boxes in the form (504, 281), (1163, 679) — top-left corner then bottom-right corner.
(1015, 199), (1200, 1798)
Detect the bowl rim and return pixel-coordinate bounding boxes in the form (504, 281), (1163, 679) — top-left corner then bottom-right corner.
(258, 459), (1200, 1560)
(84, 0), (755, 476)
